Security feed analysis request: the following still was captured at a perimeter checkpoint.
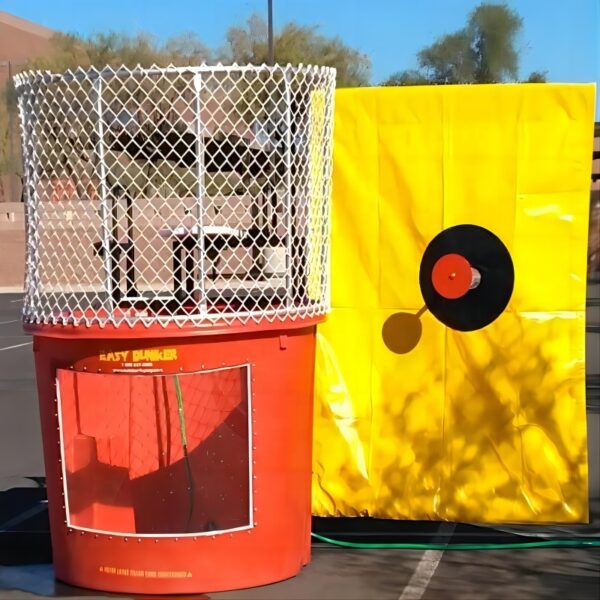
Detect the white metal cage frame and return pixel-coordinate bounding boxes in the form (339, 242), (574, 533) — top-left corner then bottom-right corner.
(14, 64), (335, 328)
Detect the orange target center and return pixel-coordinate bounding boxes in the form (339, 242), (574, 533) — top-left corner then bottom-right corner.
(432, 253), (473, 299)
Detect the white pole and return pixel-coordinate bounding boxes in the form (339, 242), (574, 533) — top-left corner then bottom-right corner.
(94, 77), (114, 308)
(194, 73), (208, 314)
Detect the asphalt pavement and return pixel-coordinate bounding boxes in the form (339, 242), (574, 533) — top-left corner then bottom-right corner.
(0, 292), (598, 600)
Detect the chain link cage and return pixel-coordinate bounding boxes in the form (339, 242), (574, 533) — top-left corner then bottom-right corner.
(14, 64), (335, 328)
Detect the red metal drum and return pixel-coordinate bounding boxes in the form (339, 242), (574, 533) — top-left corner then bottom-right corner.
(30, 317), (320, 594)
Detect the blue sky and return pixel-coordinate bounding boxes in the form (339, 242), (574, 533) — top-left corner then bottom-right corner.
(2, 0), (599, 113)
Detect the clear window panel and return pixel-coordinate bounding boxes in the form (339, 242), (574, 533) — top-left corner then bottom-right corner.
(56, 365), (251, 535)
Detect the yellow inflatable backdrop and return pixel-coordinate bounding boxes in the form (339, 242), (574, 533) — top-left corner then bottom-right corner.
(312, 83), (595, 524)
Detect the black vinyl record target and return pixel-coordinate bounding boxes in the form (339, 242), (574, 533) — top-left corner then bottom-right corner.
(419, 224), (514, 331)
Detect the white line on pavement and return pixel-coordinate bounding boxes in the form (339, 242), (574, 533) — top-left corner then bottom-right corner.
(0, 503), (48, 533)
(0, 341), (32, 352)
(398, 523), (456, 600)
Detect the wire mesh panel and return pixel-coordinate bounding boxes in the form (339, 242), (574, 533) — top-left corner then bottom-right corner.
(14, 64), (335, 327)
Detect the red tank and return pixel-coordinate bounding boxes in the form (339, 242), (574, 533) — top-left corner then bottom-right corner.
(30, 317), (320, 594)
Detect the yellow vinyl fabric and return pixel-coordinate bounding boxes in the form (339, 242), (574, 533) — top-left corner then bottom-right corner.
(312, 83), (595, 523)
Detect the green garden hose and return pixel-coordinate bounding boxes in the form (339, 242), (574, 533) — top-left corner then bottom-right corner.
(311, 532), (600, 550)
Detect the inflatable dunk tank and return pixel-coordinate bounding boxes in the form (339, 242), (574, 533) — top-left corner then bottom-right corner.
(14, 64), (335, 594)
(313, 83), (596, 524)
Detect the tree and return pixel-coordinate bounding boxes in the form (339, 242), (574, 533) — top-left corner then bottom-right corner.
(382, 70), (428, 87)
(418, 30), (474, 84)
(222, 14), (371, 87)
(0, 76), (21, 194)
(526, 70), (547, 83)
(0, 102), (12, 175)
(164, 32), (212, 66)
(24, 16), (370, 87)
(1, 16), (369, 195)
(383, 2), (545, 86)
(25, 30), (212, 73)
(469, 3), (522, 82)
